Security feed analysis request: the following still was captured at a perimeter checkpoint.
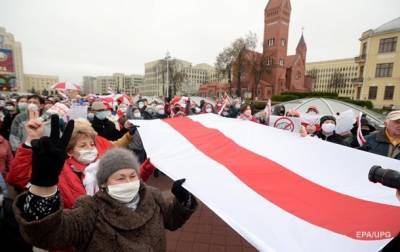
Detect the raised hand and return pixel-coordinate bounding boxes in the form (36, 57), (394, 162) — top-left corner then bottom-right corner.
(30, 115), (74, 187)
(25, 109), (44, 144)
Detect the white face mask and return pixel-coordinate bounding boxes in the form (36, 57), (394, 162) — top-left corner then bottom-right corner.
(77, 148), (98, 164)
(27, 103), (39, 112)
(222, 111), (229, 116)
(87, 112), (94, 120)
(107, 180), (140, 203)
(234, 104), (241, 109)
(321, 123), (336, 134)
(206, 108), (212, 113)
(157, 110), (165, 115)
(138, 102), (144, 109)
(194, 107), (201, 113)
(308, 111), (317, 115)
(133, 112), (141, 118)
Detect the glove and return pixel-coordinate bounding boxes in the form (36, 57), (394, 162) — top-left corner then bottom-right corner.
(129, 125), (138, 135)
(30, 115), (74, 187)
(171, 179), (190, 204)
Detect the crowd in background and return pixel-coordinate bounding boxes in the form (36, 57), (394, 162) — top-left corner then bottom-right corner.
(0, 91), (399, 251)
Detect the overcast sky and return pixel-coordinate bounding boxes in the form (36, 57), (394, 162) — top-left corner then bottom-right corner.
(1, 0), (399, 83)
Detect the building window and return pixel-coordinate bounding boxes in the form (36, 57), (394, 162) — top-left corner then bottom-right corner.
(368, 86), (378, 100)
(384, 86), (395, 100)
(267, 58), (273, 66)
(279, 59), (284, 66)
(268, 38), (275, 46)
(281, 39), (286, 46)
(375, 63), (393, 77)
(379, 37), (397, 53)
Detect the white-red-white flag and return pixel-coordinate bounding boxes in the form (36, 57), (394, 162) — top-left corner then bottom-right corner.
(357, 112), (367, 146)
(131, 114), (400, 252)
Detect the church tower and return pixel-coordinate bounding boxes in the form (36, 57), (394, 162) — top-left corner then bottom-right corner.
(296, 33), (307, 63)
(263, 0), (292, 95)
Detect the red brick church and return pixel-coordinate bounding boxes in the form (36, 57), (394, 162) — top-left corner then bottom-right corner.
(230, 0), (312, 99)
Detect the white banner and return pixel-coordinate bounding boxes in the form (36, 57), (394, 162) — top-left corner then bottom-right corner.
(130, 114), (400, 252)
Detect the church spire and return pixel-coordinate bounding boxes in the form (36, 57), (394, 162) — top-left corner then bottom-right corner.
(296, 29), (307, 62)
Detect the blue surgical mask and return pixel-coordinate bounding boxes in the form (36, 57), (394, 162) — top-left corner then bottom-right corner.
(18, 102), (28, 112)
(95, 111), (108, 120)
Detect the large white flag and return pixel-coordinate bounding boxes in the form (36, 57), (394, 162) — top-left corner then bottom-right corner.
(131, 114), (400, 252)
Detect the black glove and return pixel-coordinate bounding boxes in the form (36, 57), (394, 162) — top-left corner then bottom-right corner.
(30, 115), (74, 187)
(129, 125), (138, 135)
(171, 179), (190, 204)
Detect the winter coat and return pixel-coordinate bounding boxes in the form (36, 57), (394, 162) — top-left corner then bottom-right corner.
(14, 184), (195, 252)
(0, 111), (17, 140)
(0, 135), (13, 177)
(362, 128), (400, 159)
(91, 117), (123, 141)
(313, 131), (349, 146)
(7, 134), (153, 207)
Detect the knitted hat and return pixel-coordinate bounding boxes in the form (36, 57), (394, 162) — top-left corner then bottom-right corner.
(96, 148), (139, 186)
(319, 115), (336, 125)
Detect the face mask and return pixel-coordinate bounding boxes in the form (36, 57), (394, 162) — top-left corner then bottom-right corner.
(321, 123), (336, 134)
(107, 180), (140, 203)
(234, 104), (240, 109)
(308, 111), (317, 115)
(18, 102), (28, 112)
(95, 111), (108, 120)
(244, 109), (252, 117)
(5, 105), (14, 111)
(206, 108), (212, 113)
(27, 103), (39, 112)
(194, 107), (201, 114)
(76, 148), (98, 164)
(87, 112), (94, 120)
(158, 110), (165, 115)
(222, 111), (229, 116)
(138, 102), (144, 109)
(133, 112), (141, 118)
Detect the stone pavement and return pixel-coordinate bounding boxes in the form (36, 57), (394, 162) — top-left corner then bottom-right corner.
(146, 174), (257, 252)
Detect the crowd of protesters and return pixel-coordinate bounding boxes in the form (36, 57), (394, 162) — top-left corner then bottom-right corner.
(0, 91), (399, 251)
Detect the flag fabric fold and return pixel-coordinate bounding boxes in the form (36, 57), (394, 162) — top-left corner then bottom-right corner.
(131, 114), (400, 252)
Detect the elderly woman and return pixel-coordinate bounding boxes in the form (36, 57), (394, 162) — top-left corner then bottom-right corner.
(7, 111), (150, 209)
(13, 118), (196, 251)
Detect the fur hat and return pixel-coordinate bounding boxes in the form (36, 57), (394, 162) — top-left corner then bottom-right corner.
(96, 148), (139, 186)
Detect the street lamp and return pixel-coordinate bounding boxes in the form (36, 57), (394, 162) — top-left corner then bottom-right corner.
(165, 51), (171, 97)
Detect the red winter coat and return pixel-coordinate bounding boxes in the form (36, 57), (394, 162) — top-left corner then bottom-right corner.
(7, 135), (155, 208)
(0, 135), (13, 177)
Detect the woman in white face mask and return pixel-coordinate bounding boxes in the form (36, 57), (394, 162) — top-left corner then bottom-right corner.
(8, 116), (139, 209)
(14, 139), (197, 251)
(312, 115), (348, 146)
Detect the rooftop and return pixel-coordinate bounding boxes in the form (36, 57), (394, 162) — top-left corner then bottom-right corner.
(374, 17), (400, 33)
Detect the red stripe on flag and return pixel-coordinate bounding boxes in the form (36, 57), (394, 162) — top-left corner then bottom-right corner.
(164, 117), (400, 240)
